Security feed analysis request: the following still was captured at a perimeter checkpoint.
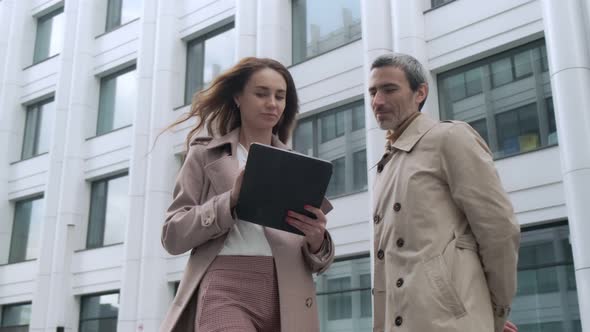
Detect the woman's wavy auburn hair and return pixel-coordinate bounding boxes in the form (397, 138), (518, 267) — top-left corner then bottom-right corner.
(167, 57), (299, 151)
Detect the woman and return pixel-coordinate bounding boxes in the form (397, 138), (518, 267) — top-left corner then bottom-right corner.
(159, 57), (335, 332)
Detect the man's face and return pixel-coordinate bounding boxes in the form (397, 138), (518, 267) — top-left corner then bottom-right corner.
(368, 66), (427, 131)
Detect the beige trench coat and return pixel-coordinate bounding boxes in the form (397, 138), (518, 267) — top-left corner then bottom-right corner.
(372, 114), (520, 332)
(159, 128), (335, 332)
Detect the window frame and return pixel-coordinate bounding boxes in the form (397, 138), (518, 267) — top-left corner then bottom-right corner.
(437, 39), (555, 160)
(293, 99), (368, 199)
(291, 0), (362, 65)
(0, 302), (32, 330)
(78, 291), (120, 332)
(104, 0), (141, 33)
(7, 195), (44, 264)
(96, 65), (137, 136)
(21, 97), (55, 160)
(184, 23), (235, 106)
(32, 7), (64, 65)
(86, 173), (129, 249)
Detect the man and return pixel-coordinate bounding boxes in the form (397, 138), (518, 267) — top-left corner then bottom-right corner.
(368, 53), (520, 332)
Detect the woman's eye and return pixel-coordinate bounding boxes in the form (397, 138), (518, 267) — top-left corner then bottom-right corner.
(256, 93), (267, 98)
(276, 95), (285, 101)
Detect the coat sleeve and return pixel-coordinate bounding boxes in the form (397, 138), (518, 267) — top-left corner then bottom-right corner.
(301, 198), (335, 274)
(439, 122), (520, 332)
(161, 144), (236, 255)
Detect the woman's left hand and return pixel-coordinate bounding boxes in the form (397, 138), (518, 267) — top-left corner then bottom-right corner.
(285, 205), (327, 253)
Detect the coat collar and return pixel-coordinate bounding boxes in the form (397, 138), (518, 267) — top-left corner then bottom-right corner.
(390, 113), (438, 152)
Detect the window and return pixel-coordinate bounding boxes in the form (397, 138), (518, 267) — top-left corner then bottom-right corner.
(0, 303), (31, 332)
(438, 39), (555, 158)
(431, 0), (454, 8)
(185, 24), (235, 105)
(292, 0), (361, 64)
(105, 0), (141, 32)
(315, 256), (371, 332)
(86, 174), (129, 249)
(33, 8), (64, 63)
(6, 197), (44, 264)
(21, 98), (55, 159)
(293, 100), (367, 198)
(510, 223), (581, 332)
(96, 66), (137, 135)
(79, 293), (119, 332)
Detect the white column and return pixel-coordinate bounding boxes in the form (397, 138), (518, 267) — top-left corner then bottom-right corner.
(29, 0), (81, 330)
(0, 0), (24, 266)
(256, 0), (290, 63)
(541, 0), (590, 330)
(360, 0), (392, 300)
(390, 0), (438, 119)
(235, 0), (257, 59)
(117, 0), (180, 331)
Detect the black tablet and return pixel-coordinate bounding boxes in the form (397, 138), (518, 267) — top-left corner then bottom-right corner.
(235, 143), (333, 235)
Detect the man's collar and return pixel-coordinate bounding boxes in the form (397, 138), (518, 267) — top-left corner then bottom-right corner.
(390, 114), (437, 152)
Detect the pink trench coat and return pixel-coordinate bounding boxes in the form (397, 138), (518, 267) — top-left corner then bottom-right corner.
(159, 128), (335, 332)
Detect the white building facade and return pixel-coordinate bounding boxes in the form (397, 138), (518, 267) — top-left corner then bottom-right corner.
(0, 0), (589, 331)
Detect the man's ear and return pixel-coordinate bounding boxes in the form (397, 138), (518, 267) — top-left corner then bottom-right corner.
(416, 83), (428, 105)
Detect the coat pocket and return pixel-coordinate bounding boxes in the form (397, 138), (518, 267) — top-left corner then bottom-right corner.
(423, 254), (467, 319)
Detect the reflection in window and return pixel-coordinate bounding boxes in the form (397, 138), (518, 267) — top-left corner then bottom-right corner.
(293, 100), (367, 198)
(438, 39), (556, 159)
(0, 303), (31, 332)
(105, 0), (142, 32)
(316, 256), (371, 332)
(33, 8), (64, 64)
(21, 98), (55, 159)
(87, 174), (129, 249)
(185, 24), (235, 105)
(6, 197), (44, 264)
(79, 293), (119, 332)
(510, 223), (581, 332)
(97, 66), (137, 135)
(292, 0), (361, 63)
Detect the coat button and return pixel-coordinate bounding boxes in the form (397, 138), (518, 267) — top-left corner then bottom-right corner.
(395, 316), (403, 326)
(393, 203), (401, 212)
(396, 238), (405, 248)
(305, 297), (313, 308)
(396, 278), (404, 288)
(377, 249), (384, 260)
(373, 215), (381, 224)
(377, 164), (384, 173)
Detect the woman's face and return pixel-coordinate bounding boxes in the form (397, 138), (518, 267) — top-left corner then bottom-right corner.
(234, 68), (287, 132)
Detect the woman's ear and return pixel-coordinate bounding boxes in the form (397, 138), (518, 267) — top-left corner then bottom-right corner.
(233, 94), (240, 108)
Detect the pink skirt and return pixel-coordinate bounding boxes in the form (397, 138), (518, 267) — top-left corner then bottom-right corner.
(195, 255), (281, 332)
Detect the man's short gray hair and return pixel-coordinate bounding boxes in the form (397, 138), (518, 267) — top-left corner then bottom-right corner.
(371, 53), (428, 110)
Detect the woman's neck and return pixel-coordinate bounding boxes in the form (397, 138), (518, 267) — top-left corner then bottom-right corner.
(239, 127), (273, 151)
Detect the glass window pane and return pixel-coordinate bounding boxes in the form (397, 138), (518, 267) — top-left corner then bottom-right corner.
(352, 105), (365, 131)
(469, 119), (488, 146)
(103, 176), (128, 246)
(292, 0), (361, 63)
(514, 51), (533, 78)
(112, 69), (136, 130)
(9, 197), (43, 263)
(48, 11), (64, 58)
(491, 57), (513, 87)
(33, 9), (64, 63)
(106, 0), (122, 31)
(327, 157), (345, 197)
(185, 26), (235, 105)
(518, 104), (540, 152)
(87, 181), (108, 248)
(120, 0), (141, 25)
(80, 318), (118, 332)
(1, 303), (31, 327)
(202, 28), (235, 88)
(445, 73), (466, 101)
(496, 109), (520, 156)
(21, 106), (40, 159)
(353, 149), (367, 192)
(360, 274), (372, 317)
(293, 120), (314, 155)
(511, 224), (580, 331)
(327, 277), (352, 320)
(35, 99), (55, 155)
(81, 293), (120, 320)
(465, 68), (482, 96)
(97, 67), (136, 135)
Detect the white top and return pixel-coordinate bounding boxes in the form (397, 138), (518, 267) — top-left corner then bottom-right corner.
(218, 144), (273, 256)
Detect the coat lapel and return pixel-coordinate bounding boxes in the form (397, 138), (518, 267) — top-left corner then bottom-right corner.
(203, 128), (240, 194)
